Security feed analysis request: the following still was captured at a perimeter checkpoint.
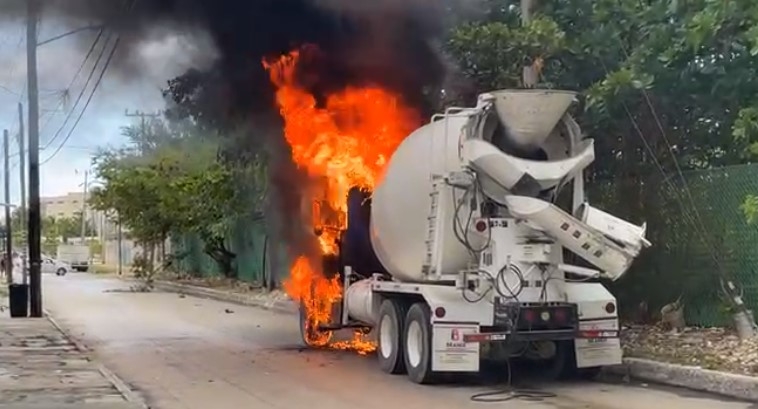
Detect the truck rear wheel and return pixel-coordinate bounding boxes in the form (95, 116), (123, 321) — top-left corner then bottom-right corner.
(404, 302), (436, 384)
(377, 299), (407, 374)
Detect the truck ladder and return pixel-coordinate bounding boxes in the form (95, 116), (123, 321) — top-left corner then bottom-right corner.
(422, 177), (445, 278)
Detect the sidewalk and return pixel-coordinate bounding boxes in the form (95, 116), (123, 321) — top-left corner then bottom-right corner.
(0, 307), (144, 408)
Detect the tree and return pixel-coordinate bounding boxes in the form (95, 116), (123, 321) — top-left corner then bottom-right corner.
(90, 117), (269, 278)
(447, 0), (758, 174)
(90, 149), (179, 274)
(444, 0), (758, 318)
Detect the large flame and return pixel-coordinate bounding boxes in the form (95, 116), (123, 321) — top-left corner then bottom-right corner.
(264, 47), (419, 354)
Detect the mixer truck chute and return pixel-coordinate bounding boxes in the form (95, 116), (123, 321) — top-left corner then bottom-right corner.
(301, 89), (652, 384)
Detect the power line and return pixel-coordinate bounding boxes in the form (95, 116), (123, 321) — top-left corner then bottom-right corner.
(42, 29), (110, 150)
(40, 37), (121, 166)
(37, 0), (136, 162)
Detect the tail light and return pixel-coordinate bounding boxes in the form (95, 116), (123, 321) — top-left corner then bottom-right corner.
(553, 308), (567, 322)
(605, 302), (616, 314)
(522, 310), (536, 323)
(475, 220), (488, 232)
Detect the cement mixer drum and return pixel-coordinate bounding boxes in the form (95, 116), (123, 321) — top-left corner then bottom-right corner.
(369, 89), (580, 283)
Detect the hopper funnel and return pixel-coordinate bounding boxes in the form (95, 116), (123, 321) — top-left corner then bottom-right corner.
(488, 89), (577, 150)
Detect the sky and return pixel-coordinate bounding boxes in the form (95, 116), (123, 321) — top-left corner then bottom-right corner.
(0, 14), (209, 203)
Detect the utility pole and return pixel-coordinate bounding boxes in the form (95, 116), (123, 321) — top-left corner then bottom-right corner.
(27, 0), (43, 318)
(4, 130), (13, 286)
(521, 0), (538, 88)
(18, 102), (27, 286)
(80, 170), (88, 242)
(117, 212), (122, 276)
(124, 110), (160, 154)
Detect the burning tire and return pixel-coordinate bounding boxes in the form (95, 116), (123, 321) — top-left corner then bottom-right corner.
(298, 301), (333, 348)
(377, 299), (407, 374)
(403, 302), (436, 384)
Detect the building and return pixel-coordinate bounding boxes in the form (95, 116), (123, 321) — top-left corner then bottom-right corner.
(41, 192), (87, 220)
(40, 192), (111, 240)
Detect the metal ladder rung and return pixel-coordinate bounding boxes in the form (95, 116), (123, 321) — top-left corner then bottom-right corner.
(423, 181), (445, 275)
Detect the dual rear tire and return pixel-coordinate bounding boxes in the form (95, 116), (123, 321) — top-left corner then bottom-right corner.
(376, 299), (436, 384)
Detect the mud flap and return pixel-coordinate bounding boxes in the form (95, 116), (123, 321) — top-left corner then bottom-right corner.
(431, 323), (480, 372)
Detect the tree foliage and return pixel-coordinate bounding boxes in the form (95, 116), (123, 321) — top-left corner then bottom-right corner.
(9, 207), (95, 247)
(89, 118), (268, 278)
(447, 0), (758, 174)
(445, 0), (758, 316)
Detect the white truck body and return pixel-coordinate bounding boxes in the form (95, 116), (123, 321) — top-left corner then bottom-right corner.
(56, 244), (90, 272)
(305, 89), (651, 384)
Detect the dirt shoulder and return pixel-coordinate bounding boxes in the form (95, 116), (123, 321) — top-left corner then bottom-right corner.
(622, 324), (758, 376)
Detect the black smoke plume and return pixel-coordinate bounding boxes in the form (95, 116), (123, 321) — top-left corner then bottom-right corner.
(4, 0), (454, 112)
(2, 0), (463, 272)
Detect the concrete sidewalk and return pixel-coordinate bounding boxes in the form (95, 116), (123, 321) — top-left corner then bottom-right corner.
(0, 310), (144, 408)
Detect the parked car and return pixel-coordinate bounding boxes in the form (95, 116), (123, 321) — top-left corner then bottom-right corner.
(41, 256), (71, 276)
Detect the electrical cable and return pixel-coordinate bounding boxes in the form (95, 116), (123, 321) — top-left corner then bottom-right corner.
(470, 359), (557, 402)
(451, 177), (491, 255)
(496, 263), (524, 299)
(39, 28), (104, 140)
(41, 0), (135, 152)
(462, 269), (495, 303)
(40, 37), (120, 165)
(42, 29), (110, 151)
(598, 43), (741, 304)
(449, 176), (498, 303)
(444, 170), (563, 404)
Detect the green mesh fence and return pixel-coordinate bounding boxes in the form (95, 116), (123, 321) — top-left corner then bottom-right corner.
(170, 219), (286, 286)
(593, 164), (758, 327)
(168, 167), (292, 288)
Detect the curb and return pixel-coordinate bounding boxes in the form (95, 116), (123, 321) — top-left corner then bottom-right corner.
(149, 280), (298, 315)
(44, 310), (150, 408)
(606, 357), (758, 402)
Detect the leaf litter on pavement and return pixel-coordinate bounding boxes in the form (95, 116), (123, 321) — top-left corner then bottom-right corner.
(622, 324), (758, 376)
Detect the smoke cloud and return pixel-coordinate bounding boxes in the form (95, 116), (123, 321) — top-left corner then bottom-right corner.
(1, 0), (467, 269)
(2, 0), (458, 112)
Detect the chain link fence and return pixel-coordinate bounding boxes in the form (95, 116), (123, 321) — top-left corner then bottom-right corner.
(170, 218), (289, 287)
(593, 164), (758, 327)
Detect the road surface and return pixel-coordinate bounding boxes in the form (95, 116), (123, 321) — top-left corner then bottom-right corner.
(41, 274), (752, 409)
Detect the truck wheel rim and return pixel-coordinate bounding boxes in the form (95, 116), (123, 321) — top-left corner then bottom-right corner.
(406, 321), (423, 368)
(379, 316), (393, 358)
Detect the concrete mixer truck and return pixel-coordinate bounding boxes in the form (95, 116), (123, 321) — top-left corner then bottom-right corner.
(301, 89), (652, 384)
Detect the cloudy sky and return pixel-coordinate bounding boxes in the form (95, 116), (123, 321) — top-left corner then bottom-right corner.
(0, 14), (208, 203)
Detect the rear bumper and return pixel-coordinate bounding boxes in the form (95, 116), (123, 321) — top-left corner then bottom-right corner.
(463, 329), (618, 343)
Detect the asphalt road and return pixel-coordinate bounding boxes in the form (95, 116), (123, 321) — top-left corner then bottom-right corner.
(41, 273), (753, 409)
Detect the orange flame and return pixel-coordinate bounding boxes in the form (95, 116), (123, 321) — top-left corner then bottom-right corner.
(263, 47), (419, 353)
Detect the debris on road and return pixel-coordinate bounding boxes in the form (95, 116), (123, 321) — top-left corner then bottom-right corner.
(622, 324), (758, 376)
(169, 275), (291, 303)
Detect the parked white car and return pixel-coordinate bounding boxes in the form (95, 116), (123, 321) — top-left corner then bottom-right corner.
(41, 257), (71, 276)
